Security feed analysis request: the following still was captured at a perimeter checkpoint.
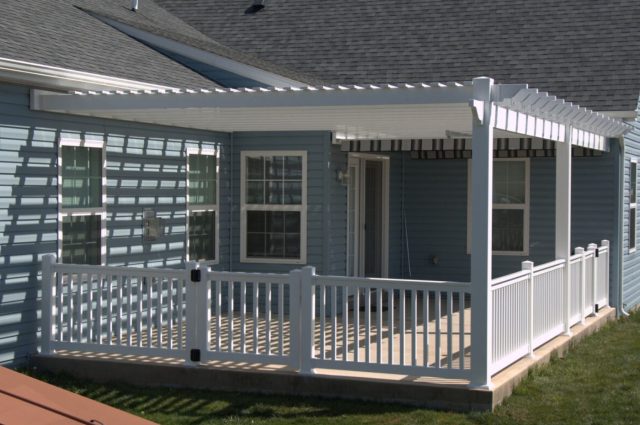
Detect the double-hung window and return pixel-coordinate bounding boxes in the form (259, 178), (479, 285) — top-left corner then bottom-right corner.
(467, 158), (530, 255)
(241, 151), (307, 264)
(58, 139), (105, 265)
(630, 159), (637, 253)
(187, 149), (218, 263)
(492, 159), (529, 255)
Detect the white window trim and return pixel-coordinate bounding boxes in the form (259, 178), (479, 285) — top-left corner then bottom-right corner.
(466, 158), (530, 256)
(186, 147), (220, 265)
(57, 138), (107, 265)
(629, 158), (637, 254)
(240, 150), (307, 264)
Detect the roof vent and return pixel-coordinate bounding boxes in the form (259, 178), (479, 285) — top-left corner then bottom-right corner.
(245, 0), (266, 15)
(131, 0), (139, 12)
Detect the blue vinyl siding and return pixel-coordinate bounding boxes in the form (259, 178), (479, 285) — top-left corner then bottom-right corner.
(367, 150), (616, 282)
(622, 102), (640, 310)
(0, 82), (228, 366)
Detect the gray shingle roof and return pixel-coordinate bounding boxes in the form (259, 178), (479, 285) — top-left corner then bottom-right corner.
(156, 0), (640, 111)
(0, 0), (218, 89)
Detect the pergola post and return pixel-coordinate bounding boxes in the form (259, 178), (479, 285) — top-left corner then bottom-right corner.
(469, 77), (494, 388)
(556, 126), (573, 335)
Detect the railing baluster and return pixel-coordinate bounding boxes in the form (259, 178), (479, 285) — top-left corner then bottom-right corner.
(167, 278), (173, 350)
(126, 276), (133, 347)
(117, 274), (123, 345)
(241, 281), (247, 353)
(343, 285), (348, 361)
(67, 273), (73, 342)
(411, 289), (417, 367)
(146, 276), (152, 348)
(86, 274), (93, 344)
(177, 277), (184, 349)
(278, 283), (284, 356)
(107, 273), (113, 345)
(97, 273), (103, 345)
(136, 276), (143, 347)
(354, 287), (360, 363)
(331, 285), (337, 361)
(376, 289), (382, 364)
(320, 284), (326, 360)
(459, 291), (465, 370)
(156, 277), (163, 348)
(228, 281), (234, 352)
(435, 291), (441, 368)
(253, 281), (259, 354)
(266, 282), (272, 355)
(423, 290), (429, 367)
(365, 287), (371, 364)
(216, 280), (222, 352)
(399, 289), (405, 366)
(76, 273), (83, 343)
(388, 289), (394, 365)
(447, 290), (453, 369)
(56, 271), (63, 342)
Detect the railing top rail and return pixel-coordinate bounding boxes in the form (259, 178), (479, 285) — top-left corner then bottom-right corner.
(533, 259), (565, 275)
(50, 262), (186, 279)
(492, 269), (529, 286)
(208, 270), (291, 283)
(313, 274), (471, 291)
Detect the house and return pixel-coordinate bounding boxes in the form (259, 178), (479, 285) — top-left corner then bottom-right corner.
(1, 0), (640, 404)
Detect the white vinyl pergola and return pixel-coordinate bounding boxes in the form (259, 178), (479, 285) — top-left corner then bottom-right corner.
(33, 77), (630, 387)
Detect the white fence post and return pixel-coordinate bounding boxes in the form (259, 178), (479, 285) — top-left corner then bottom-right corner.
(41, 254), (56, 355)
(197, 263), (211, 359)
(601, 240), (610, 306)
(299, 266), (316, 374)
(185, 261), (200, 364)
(521, 261), (535, 358)
(587, 243), (598, 316)
(289, 269), (302, 370)
(575, 247), (586, 324)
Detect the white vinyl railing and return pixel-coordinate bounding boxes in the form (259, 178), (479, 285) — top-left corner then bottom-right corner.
(41, 240), (608, 382)
(490, 240), (610, 375)
(41, 256), (472, 380)
(41, 260), (189, 358)
(306, 271), (472, 379)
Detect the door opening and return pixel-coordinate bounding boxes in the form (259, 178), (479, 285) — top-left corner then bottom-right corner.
(347, 154), (389, 277)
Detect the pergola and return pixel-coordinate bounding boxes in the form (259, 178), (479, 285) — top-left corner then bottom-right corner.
(33, 77), (630, 387)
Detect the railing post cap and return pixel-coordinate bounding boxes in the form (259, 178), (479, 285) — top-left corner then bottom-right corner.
(43, 254), (56, 264)
(522, 260), (534, 270)
(601, 240), (610, 247)
(587, 243), (598, 250)
(302, 265), (316, 275)
(575, 247), (585, 253)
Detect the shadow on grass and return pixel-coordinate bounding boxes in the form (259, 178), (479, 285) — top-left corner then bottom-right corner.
(21, 367), (467, 425)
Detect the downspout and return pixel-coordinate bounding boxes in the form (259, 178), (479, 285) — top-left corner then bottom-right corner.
(615, 136), (630, 317)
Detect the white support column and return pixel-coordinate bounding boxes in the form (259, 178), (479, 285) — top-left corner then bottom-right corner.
(469, 77), (494, 389)
(556, 125), (572, 336)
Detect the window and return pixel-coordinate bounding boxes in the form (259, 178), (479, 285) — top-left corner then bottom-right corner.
(241, 151), (307, 263)
(186, 149), (218, 263)
(467, 158), (530, 255)
(630, 160), (637, 253)
(58, 140), (105, 265)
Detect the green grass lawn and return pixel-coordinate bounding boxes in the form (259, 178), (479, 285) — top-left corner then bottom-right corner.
(24, 311), (640, 425)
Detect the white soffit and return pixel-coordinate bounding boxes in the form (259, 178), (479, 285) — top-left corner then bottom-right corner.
(32, 81), (631, 141)
(33, 82), (475, 139)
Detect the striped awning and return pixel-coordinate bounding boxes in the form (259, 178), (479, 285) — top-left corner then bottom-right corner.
(341, 137), (603, 159)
